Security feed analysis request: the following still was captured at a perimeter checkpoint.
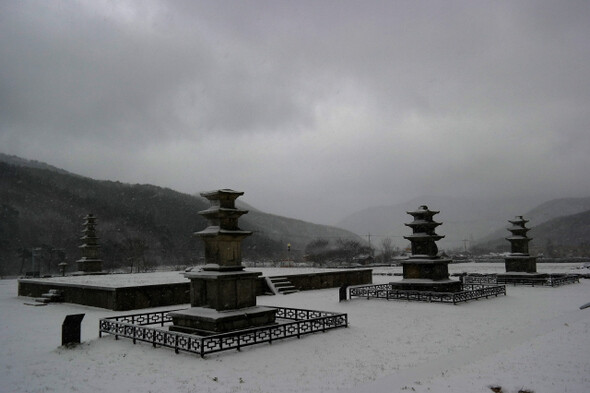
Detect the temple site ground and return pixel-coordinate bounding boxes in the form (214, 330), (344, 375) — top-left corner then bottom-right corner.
(1, 262), (589, 393)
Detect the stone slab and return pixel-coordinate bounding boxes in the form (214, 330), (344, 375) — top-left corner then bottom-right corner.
(390, 278), (462, 292)
(169, 306), (277, 335)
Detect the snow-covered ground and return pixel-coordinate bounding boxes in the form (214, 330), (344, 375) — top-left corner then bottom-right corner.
(1, 263), (589, 393)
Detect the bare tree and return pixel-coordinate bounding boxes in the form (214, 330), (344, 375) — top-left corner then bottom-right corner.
(124, 238), (148, 273)
(380, 237), (395, 263)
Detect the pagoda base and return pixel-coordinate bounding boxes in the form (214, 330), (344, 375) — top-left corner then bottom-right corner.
(168, 306), (277, 336)
(505, 255), (538, 273)
(75, 259), (103, 274)
(396, 257), (460, 292)
(72, 271), (108, 276)
(390, 278), (462, 292)
(496, 272), (548, 285)
(185, 270), (262, 311)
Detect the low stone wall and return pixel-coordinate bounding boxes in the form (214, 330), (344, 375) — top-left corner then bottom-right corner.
(18, 280), (190, 311)
(18, 269), (372, 310)
(267, 269), (372, 291)
(111, 284), (190, 310)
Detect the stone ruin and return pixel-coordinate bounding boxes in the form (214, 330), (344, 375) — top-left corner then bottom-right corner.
(347, 205), (506, 304)
(97, 189), (348, 356)
(496, 215), (547, 283)
(504, 215), (539, 274)
(390, 205), (462, 292)
(169, 189), (277, 335)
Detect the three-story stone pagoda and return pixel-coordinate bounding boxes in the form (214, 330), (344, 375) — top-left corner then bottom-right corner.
(169, 189), (276, 335)
(497, 215), (546, 283)
(390, 205), (461, 292)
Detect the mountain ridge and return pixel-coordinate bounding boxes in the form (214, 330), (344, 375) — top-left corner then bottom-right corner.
(473, 208), (590, 256)
(336, 194), (590, 254)
(335, 195), (547, 250)
(0, 154), (363, 275)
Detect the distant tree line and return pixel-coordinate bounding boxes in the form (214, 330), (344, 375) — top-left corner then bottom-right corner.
(304, 237), (373, 265)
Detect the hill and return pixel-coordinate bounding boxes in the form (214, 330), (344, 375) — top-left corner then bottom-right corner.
(335, 195), (544, 251)
(473, 208), (590, 256)
(0, 156), (362, 275)
(0, 153), (74, 175)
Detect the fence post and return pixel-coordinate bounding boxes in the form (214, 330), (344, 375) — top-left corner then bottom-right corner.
(339, 285), (348, 302)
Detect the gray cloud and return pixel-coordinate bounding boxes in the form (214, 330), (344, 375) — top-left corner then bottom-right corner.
(1, 0), (590, 224)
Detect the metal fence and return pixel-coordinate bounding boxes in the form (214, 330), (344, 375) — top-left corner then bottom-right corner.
(548, 274), (580, 286)
(348, 283), (506, 305)
(462, 274), (498, 285)
(497, 274), (580, 287)
(99, 306), (348, 358)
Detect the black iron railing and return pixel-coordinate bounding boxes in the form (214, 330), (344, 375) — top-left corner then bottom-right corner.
(548, 274), (579, 286)
(497, 274), (579, 287)
(348, 283), (506, 305)
(99, 306), (348, 357)
(462, 274), (497, 285)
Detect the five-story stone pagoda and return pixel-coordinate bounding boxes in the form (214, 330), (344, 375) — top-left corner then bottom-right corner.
(75, 213), (103, 274)
(169, 189), (277, 335)
(390, 205), (461, 292)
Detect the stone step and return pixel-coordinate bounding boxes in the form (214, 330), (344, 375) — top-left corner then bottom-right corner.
(277, 287), (297, 293)
(273, 281), (293, 288)
(36, 289), (64, 303)
(265, 276), (299, 295)
(279, 289), (299, 295)
(24, 302), (47, 307)
(269, 277), (288, 282)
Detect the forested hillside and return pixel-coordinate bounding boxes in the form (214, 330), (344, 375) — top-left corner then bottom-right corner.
(473, 209), (590, 257)
(0, 157), (362, 275)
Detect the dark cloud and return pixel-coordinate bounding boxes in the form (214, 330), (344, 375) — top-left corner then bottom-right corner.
(1, 1), (590, 224)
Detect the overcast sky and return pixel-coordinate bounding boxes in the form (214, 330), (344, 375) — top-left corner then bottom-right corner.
(1, 1), (589, 225)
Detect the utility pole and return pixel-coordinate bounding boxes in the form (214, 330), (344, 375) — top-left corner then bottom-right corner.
(366, 233), (373, 257)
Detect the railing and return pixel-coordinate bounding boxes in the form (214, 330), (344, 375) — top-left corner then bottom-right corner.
(103, 309), (177, 326)
(462, 274), (497, 285)
(497, 274), (580, 287)
(99, 306), (348, 358)
(348, 283), (506, 305)
(548, 274), (579, 286)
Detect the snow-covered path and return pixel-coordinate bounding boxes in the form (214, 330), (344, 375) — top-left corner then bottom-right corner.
(1, 264), (589, 393)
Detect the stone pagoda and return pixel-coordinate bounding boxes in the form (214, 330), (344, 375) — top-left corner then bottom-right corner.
(498, 215), (544, 279)
(169, 189), (276, 335)
(390, 205), (461, 292)
(75, 213), (103, 274)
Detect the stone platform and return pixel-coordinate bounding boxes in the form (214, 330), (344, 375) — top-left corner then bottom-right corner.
(168, 306), (277, 335)
(504, 255), (538, 273)
(18, 269), (372, 310)
(389, 278), (462, 292)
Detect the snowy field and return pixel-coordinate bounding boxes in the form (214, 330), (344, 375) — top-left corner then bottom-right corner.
(1, 263), (589, 393)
